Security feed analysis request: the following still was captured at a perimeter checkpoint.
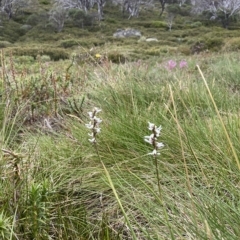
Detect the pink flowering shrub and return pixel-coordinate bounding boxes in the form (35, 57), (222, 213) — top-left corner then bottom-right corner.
(179, 60), (188, 68)
(165, 59), (188, 71)
(166, 60), (177, 70)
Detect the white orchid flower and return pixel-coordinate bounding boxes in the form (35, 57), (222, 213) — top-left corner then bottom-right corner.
(86, 107), (102, 144)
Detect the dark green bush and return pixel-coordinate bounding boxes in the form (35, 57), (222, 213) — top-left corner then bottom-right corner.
(178, 4), (192, 16)
(71, 37), (105, 48)
(190, 21), (202, 28)
(166, 4), (181, 15)
(0, 41), (12, 48)
(178, 45), (191, 55)
(105, 18), (117, 24)
(205, 37), (224, 51)
(36, 55), (51, 62)
(190, 37), (223, 53)
(26, 12), (48, 26)
(223, 37), (240, 51)
(12, 10), (32, 24)
(6, 47), (69, 61)
(68, 9), (98, 28)
(60, 39), (80, 48)
(191, 41), (206, 54)
(0, 20), (25, 42)
(26, 13), (39, 25)
(39, 0), (51, 4)
(14, 55), (35, 64)
(203, 28), (240, 39)
(40, 48), (69, 61)
(150, 21), (168, 28)
(19, 24), (68, 42)
(92, 39), (105, 46)
(107, 51), (127, 63)
(144, 47), (162, 56)
(20, 24), (32, 32)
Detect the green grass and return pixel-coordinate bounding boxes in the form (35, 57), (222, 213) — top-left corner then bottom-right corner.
(0, 51), (240, 239)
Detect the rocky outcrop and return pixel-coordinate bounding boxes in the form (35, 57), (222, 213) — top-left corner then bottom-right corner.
(113, 28), (141, 38)
(138, 36), (159, 43)
(146, 38), (159, 42)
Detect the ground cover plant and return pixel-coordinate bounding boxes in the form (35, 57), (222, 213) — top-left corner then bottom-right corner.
(0, 1), (240, 239)
(0, 49), (240, 239)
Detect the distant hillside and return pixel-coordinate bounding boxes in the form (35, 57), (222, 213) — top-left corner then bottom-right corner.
(1, 0), (240, 62)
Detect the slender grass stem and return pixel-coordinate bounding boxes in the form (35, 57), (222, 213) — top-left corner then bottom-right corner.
(197, 65), (240, 170)
(168, 85), (192, 195)
(101, 162), (138, 240)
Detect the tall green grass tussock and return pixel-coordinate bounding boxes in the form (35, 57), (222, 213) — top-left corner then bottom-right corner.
(0, 50), (240, 239)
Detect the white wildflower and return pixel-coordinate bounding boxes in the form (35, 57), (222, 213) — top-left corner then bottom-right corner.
(148, 149), (160, 156)
(89, 138), (96, 143)
(156, 142), (164, 149)
(93, 116), (102, 124)
(93, 107), (102, 114)
(148, 122), (155, 131)
(86, 107), (102, 144)
(88, 111), (94, 119)
(155, 126), (162, 137)
(144, 138), (153, 144)
(95, 128), (101, 133)
(145, 121), (164, 156)
(85, 122), (94, 129)
(144, 134), (155, 144)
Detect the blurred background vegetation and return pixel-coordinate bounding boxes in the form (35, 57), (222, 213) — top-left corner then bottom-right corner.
(0, 0), (240, 62)
(1, 1), (240, 240)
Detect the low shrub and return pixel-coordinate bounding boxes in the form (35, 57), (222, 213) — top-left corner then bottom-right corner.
(105, 18), (117, 24)
(223, 37), (240, 51)
(36, 48), (69, 61)
(74, 52), (92, 65)
(60, 39), (80, 48)
(121, 38), (139, 45)
(191, 41), (206, 54)
(144, 47), (162, 56)
(26, 11), (48, 26)
(92, 39), (106, 46)
(0, 40), (12, 48)
(178, 4), (192, 16)
(136, 46), (178, 57)
(191, 37), (224, 53)
(74, 37), (105, 48)
(167, 36), (187, 44)
(204, 37), (224, 51)
(14, 55), (35, 64)
(149, 21), (168, 28)
(36, 54), (51, 62)
(68, 9), (98, 28)
(39, 0), (51, 4)
(140, 21), (167, 29)
(0, 20), (25, 42)
(107, 51), (127, 63)
(20, 24), (32, 32)
(190, 21), (202, 28)
(178, 45), (191, 55)
(5, 47), (69, 61)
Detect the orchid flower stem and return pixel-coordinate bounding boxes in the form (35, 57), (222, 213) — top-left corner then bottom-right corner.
(93, 142), (102, 163)
(154, 155), (162, 200)
(153, 152), (175, 240)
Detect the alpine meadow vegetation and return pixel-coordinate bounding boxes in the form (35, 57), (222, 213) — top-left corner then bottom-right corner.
(0, 1), (240, 240)
(0, 50), (240, 239)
